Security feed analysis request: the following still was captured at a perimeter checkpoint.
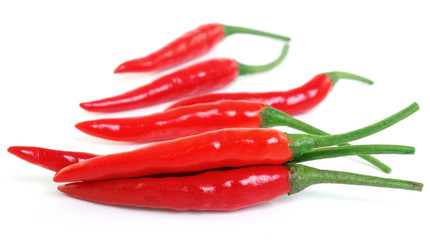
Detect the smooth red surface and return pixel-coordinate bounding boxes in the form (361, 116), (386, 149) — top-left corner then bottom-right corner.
(81, 58), (239, 112)
(165, 73), (333, 115)
(54, 128), (292, 183)
(7, 146), (98, 172)
(58, 165), (290, 211)
(76, 100), (266, 142)
(114, 23), (225, 73)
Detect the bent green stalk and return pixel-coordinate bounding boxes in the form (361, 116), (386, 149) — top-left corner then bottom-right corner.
(317, 102), (419, 146)
(222, 24), (291, 42)
(325, 71), (374, 86)
(237, 44), (289, 75)
(260, 106), (392, 173)
(287, 164), (423, 194)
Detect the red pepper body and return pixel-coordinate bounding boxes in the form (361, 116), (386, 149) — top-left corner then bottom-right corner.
(54, 128), (292, 183)
(81, 58), (239, 112)
(76, 100), (266, 142)
(7, 146), (98, 172)
(114, 23), (225, 73)
(165, 73), (333, 115)
(57, 165), (290, 211)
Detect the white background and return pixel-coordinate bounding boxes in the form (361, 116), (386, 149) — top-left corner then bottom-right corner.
(1, 0), (429, 239)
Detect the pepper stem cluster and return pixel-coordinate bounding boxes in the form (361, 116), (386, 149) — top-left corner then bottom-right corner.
(286, 102), (419, 161)
(260, 106), (392, 173)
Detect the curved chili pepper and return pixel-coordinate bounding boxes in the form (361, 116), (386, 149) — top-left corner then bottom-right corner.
(113, 23), (290, 74)
(57, 164), (423, 211)
(81, 44), (289, 113)
(7, 146), (99, 172)
(75, 100), (280, 142)
(165, 71), (373, 115)
(54, 102), (419, 183)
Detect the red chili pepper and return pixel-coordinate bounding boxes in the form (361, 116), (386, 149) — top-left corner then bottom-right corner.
(113, 23), (290, 74)
(7, 146), (99, 172)
(57, 164), (423, 211)
(165, 72), (373, 115)
(7, 146), (100, 172)
(81, 44), (289, 113)
(53, 102), (418, 183)
(75, 100), (283, 143)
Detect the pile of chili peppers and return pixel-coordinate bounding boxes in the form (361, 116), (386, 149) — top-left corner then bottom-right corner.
(8, 23), (423, 211)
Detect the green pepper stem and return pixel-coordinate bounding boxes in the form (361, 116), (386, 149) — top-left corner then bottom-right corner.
(325, 71), (374, 86)
(288, 102), (419, 153)
(260, 106), (392, 173)
(316, 102), (419, 147)
(287, 164), (423, 195)
(222, 24), (291, 42)
(290, 145), (414, 163)
(236, 44), (289, 75)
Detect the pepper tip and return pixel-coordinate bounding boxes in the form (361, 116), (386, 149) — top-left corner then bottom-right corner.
(53, 164), (82, 183)
(53, 171), (64, 183)
(7, 146), (28, 159)
(74, 122), (85, 132)
(75, 120), (101, 138)
(57, 184), (71, 194)
(57, 184), (65, 192)
(113, 64), (126, 74)
(79, 102), (92, 111)
(7, 146), (15, 154)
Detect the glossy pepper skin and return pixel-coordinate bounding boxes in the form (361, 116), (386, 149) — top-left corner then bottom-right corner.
(7, 146), (98, 172)
(57, 163), (423, 211)
(54, 128), (292, 183)
(113, 23), (290, 74)
(76, 100), (266, 143)
(165, 72), (373, 115)
(58, 165), (290, 211)
(114, 24), (225, 74)
(81, 59), (239, 113)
